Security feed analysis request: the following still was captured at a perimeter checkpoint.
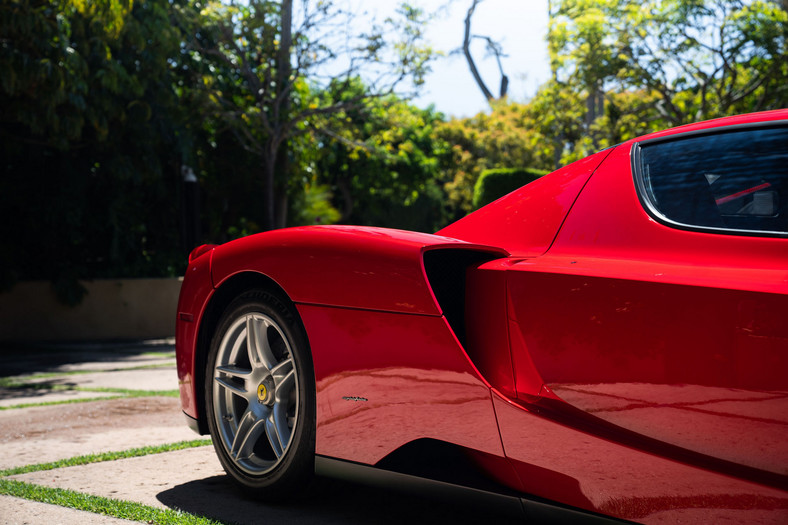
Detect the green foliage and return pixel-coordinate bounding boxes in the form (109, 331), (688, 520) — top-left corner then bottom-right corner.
(290, 181), (342, 227)
(0, 1), (87, 146)
(0, 0), (193, 295)
(435, 100), (539, 215)
(547, 0), (788, 150)
(311, 83), (451, 232)
(3, 0), (786, 302)
(184, 0), (437, 231)
(473, 168), (548, 209)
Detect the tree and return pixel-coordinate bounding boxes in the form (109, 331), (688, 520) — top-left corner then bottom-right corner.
(183, 1), (435, 231)
(462, 0), (509, 104)
(312, 81), (450, 232)
(472, 167), (548, 209)
(436, 101), (539, 215)
(0, 0), (192, 300)
(549, 0), (788, 131)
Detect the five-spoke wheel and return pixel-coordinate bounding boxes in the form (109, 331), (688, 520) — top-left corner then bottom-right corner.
(206, 290), (314, 498)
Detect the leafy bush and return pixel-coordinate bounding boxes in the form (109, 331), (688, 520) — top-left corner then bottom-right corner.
(472, 168), (548, 209)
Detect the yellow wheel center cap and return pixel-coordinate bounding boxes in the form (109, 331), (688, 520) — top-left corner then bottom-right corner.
(257, 383), (267, 402)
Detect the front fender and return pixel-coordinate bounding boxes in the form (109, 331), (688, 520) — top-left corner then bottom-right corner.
(210, 225), (500, 315)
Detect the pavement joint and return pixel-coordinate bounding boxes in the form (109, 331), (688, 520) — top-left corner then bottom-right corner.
(0, 341), (523, 525)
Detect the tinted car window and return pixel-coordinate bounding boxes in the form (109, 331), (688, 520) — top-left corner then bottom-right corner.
(637, 126), (788, 235)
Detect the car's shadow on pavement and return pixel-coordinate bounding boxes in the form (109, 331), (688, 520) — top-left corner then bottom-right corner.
(157, 474), (524, 524)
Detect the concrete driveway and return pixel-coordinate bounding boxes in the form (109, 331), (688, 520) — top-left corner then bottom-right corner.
(0, 341), (521, 524)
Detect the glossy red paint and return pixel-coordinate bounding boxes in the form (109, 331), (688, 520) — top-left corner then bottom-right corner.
(550, 141), (788, 272)
(506, 267), (788, 473)
(178, 223), (504, 437)
(211, 225), (502, 315)
(493, 393), (788, 524)
(436, 148), (612, 257)
(176, 110), (788, 521)
(498, 114), (788, 513)
(297, 303), (504, 465)
(464, 260), (516, 397)
(508, 266), (788, 388)
(175, 247), (215, 418)
(188, 243), (216, 263)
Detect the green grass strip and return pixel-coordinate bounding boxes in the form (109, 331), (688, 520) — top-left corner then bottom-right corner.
(140, 351), (176, 358)
(0, 396), (128, 410)
(0, 439), (212, 477)
(0, 387), (179, 410)
(76, 387), (179, 397)
(0, 362), (176, 386)
(0, 479), (226, 525)
(0, 381), (178, 397)
(121, 363), (176, 371)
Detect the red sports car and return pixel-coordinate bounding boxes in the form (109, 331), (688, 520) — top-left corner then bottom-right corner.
(176, 110), (788, 523)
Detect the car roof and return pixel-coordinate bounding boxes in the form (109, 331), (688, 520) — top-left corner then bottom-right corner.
(632, 109), (788, 144)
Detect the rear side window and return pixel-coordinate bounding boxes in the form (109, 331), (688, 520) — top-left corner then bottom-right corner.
(636, 126), (788, 236)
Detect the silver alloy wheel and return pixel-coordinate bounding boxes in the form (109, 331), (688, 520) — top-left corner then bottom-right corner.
(212, 312), (299, 475)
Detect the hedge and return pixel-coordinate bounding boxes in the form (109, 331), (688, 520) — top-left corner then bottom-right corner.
(472, 167), (549, 209)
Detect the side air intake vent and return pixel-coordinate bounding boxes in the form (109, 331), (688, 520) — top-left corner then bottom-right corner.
(422, 249), (500, 347)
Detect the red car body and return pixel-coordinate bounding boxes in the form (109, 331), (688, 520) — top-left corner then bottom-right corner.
(177, 110), (788, 523)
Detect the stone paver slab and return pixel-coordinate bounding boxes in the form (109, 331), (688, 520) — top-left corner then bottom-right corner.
(0, 397), (197, 470)
(23, 368), (178, 393)
(11, 447), (519, 524)
(0, 388), (120, 408)
(0, 495), (142, 525)
(53, 355), (176, 373)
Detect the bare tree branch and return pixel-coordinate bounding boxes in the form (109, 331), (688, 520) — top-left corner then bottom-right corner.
(463, 0), (494, 101)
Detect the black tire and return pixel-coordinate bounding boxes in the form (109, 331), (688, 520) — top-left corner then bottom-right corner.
(205, 288), (315, 500)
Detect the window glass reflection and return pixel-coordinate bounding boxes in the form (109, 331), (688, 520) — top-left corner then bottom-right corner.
(640, 127), (788, 234)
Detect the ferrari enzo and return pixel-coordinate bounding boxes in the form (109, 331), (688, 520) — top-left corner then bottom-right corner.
(176, 110), (788, 523)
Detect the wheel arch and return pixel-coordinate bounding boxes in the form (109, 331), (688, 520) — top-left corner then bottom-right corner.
(193, 270), (302, 434)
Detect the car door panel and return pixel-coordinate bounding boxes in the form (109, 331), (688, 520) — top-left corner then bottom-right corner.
(501, 138), (787, 486)
(506, 260), (788, 477)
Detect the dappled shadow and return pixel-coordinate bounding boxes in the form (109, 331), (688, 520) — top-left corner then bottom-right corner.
(0, 383), (68, 401)
(0, 340), (174, 377)
(156, 474), (524, 525)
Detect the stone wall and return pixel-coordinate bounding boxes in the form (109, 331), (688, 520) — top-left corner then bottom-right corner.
(0, 278), (182, 341)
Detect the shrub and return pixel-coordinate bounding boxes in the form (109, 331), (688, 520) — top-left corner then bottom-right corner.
(472, 167), (548, 209)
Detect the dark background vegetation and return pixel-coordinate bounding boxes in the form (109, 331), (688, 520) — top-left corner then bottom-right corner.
(1, 0), (786, 303)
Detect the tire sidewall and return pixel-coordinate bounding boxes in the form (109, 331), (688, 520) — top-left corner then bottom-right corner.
(205, 289), (315, 497)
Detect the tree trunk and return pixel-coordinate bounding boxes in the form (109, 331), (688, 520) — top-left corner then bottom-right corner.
(262, 144), (277, 231)
(553, 136), (563, 169)
(585, 80), (603, 149)
(274, 145), (289, 228)
(337, 177), (353, 222)
(463, 0), (494, 102)
(265, 0), (292, 231)
(275, 185), (288, 228)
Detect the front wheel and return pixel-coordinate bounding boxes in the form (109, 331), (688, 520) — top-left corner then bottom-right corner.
(205, 289), (315, 499)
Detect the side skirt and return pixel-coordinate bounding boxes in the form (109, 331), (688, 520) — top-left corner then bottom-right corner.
(314, 456), (630, 524)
